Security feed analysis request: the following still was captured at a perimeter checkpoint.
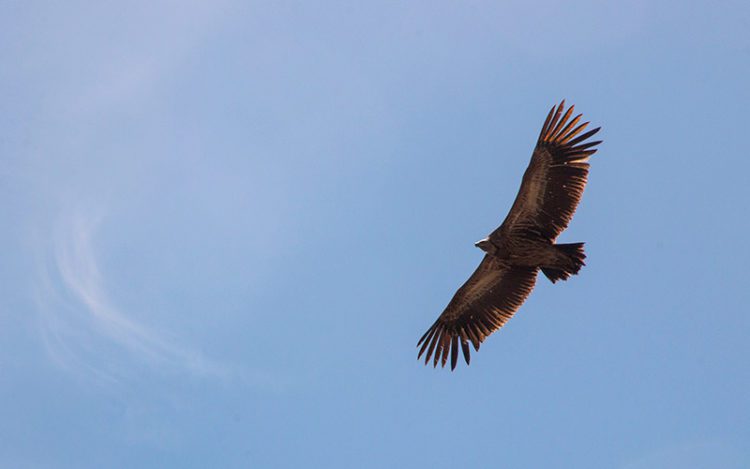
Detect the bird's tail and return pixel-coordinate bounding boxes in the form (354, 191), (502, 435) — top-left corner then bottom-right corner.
(541, 242), (586, 283)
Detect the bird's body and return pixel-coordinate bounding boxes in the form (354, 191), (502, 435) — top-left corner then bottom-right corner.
(418, 101), (602, 370)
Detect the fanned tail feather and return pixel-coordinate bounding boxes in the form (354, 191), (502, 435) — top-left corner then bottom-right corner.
(541, 242), (586, 283)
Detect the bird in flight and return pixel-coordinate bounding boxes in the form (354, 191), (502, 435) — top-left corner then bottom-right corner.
(417, 100), (602, 370)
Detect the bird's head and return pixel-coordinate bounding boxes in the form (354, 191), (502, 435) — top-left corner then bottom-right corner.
(474, 237), (494, 253)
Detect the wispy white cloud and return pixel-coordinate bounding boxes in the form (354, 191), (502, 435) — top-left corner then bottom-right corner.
(36, 205), (229, 382)
(21, 3), (239, 384)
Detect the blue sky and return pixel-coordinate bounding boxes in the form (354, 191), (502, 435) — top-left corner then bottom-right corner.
(2, 1), (749, 467)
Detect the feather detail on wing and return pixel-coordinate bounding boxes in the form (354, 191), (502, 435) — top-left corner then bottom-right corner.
(417, 256), (538, 370)
(494, 100), (602, 241)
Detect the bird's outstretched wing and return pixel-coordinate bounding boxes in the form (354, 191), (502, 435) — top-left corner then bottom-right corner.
(417, 256), (538, 370)
(493, 100), (602, 242)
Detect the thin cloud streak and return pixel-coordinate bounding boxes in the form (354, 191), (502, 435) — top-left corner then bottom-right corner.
(36, 206), (228, 381)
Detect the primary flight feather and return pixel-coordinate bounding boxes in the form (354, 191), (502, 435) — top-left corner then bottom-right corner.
(417, 100), (602, 370)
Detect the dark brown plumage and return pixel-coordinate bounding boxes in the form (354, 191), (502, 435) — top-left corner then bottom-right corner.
(417, 100), (602, 370)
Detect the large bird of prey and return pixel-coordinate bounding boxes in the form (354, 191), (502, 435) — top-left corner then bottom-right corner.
(417, 100), (602, 370)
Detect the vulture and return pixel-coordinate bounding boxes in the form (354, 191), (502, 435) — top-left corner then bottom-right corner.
(417, 100), (602, 370)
